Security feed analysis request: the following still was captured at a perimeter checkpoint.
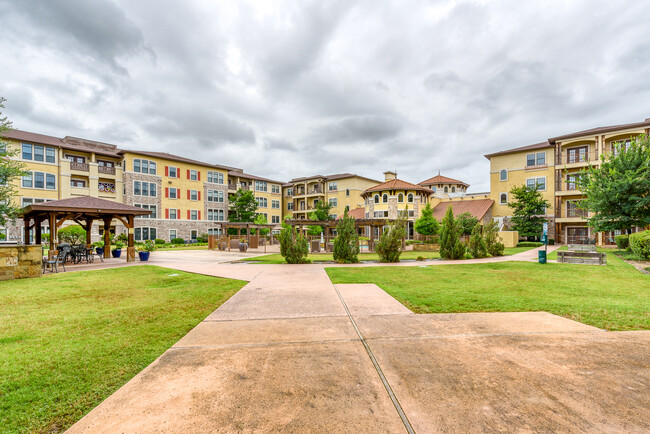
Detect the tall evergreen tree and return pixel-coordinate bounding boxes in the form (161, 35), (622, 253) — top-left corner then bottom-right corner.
(0, 97), (27, 229)
(439, 206), (466, 260)
(414, 203), (439, 238)
(577, 135), (650, 234)
(333, 209), (359, 263)
(507, 185), (550, 238)
(376, 210), (407, 263)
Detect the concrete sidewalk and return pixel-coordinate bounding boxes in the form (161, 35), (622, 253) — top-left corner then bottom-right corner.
(68, 250), (649, 433)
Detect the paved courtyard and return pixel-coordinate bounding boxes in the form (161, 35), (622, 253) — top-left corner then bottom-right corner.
(68, 250), (650, 433)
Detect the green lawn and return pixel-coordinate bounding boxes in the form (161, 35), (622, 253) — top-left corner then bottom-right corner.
(326, 251), (649, 331)
(242, 246), (536, 264)
(0, 266), (245, 433)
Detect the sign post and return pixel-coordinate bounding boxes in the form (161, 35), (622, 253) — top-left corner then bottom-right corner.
(539, 222), (549, 264)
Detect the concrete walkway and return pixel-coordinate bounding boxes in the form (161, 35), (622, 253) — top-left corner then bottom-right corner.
(68, 247), (649, 432)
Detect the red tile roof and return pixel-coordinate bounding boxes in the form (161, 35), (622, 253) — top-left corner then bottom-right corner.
(431, 199), (494, 221)
(363, 178), (434, 195)
(337, 207), (366, 220)
(419, 174), (468, 187)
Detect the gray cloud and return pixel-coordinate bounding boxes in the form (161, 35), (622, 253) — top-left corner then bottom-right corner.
(1, 0), (650, 192)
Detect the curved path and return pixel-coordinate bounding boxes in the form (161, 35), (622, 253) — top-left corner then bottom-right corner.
(68, 247), (649, 433)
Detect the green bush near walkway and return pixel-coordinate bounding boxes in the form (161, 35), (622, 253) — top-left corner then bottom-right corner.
(326, 251), (649, 331)
(0, 266), (245, 433)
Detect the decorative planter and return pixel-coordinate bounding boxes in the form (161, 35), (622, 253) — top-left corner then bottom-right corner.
(138, 251), (150, 261)
(96, 247), (104, 255)
(238, 242), (248, 253)
(112, 249), (122, 258)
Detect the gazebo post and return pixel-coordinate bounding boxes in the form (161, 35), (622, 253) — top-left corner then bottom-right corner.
(23, 218), (31, 245)
(34, 217), (42, 245)
(49, 212), (56, 258)
(103, 216), (112, 259)
(85, 219), (93, 247)
(126, 215), (135, 262)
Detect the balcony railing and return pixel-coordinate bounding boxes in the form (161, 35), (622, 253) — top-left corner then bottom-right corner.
(556, 203), (588, 218)
(555, 150), (598, 165)
(70, 161), (89, 171)
(98, 166), (115, 175)
(307, 188), (322, 195)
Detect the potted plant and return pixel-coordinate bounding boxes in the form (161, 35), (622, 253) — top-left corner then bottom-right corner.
(93, 240), (104, 255)
(238, 238), (248, 252)
(112, 241), (124, 258)
(138, 240), (156, 261)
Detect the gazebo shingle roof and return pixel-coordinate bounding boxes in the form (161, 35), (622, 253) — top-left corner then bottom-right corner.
(22, 196), (150, 215)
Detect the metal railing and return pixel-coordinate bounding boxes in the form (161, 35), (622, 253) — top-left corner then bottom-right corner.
(98, 166), (115, 175)
(555, 150), (597, 165)
(70, 162), (89, 171)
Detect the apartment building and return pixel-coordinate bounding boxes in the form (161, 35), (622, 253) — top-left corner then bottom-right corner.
(2, 130), (124, 242)
(119, 150), (233, 242)
(285, 173), (380, 220)
(227, 169), (284, 226)
(486, 117), (650, 244)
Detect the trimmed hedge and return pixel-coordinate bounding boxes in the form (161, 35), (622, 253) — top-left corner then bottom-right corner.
(170, 237), (185, 244)
(614, 235), (629, 250)
(154, 238), (165, 245)
(629, 231), (650, 260)
(517, 241), (543, 247)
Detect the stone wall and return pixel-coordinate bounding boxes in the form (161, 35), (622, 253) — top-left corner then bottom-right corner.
(0, 245), (42, 280)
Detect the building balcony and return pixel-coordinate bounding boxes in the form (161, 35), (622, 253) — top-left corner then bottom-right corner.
(98, 166), (116, 175)
(555, 180), (583, 196)
(555, 150), (599, 168)
(70, 162), (89, 171)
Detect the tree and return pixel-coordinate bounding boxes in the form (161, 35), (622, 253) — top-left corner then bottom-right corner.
(414, 203), (439, 238)
(0, 97), (27, 226)
(228, 188), (258, 235)
(254, 214), (270, 236)
(467, 224), (487, 258)
(376, 210), (407, 262)
(333, 209), (359, 263)
(577, 135), (650, 234)
(278, 225), (310, 264)
(307, 201), (333, 236)
(484, 219), (505, 257)
(507, 185), (550, 238)
(58, 225), (86, 245)
(457, 212), (479, 236)
(439, 206), (466, 260)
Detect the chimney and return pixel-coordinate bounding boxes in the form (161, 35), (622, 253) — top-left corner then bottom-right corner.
(384, 171), (397, 181)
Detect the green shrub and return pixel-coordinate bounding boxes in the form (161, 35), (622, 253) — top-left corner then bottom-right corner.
(171, 237), (185, 244)
(117, 233), (128, 243)
(483, 219), (505, 257)
(278, 227), (310, 264)
(548, 238), (555, 245)
(333, 210), (359, 264)
(376, 211), (407, 263)
(58, 225), (86, 245)
(457, 212), (480, 236)
(468, 224), (488, 258)
(197, 233), (209, 243)
(517, 241), (543, 247)
(614, 235), (629, 250)
(414, 203), (439, 236)
(154, 238), (165, 245)
(439, 207), (466, 260)
(629, 230), (650, 260)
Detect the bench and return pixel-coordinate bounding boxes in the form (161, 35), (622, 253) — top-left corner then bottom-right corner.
(568, 244), (597, 252)
(558, 250), (606, 265)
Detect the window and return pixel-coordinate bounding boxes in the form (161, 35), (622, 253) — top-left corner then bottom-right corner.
(207, 209), (225, 221)
(134, 204), (157, 219)
(134, 227), (157, 242)
(500, 170), (507, 181)
(536, 152), (546, 165)
(207, 227), (222, 236)
(451, 187), (456, 193)
(329, 198), (338, 207)
(272, 184), (280, 194)
(22, 172), (55, 190)
(398, 193), (404, 203)
(207, 189), (224, 203)
(374, 211), (389, 218)
(612, 139), (632, 156)
(190, 230), (198, 241)
(566, 201), (587, 218)
(207, 171), (224, 184)
(328, 181), (338, 191)
(255, 181), (268, 192)
(66, 154), (86, 164)
(374, 194), (379, 204)
(22, 173), (32, 188)
(45, 147), (56, 163)
(443, 186), (448, 193)
(256, 197), (268, 208)
(168, 187), (178, 199)
(46, 174), (55, 190)
(134, 159), (157, 174)
(33, 145), (44, 162)
(567, 146), (588, 164)
(382, 194), (388, 203)
(169, 229), (177, 240)
(22, 143), (32, 160)
(272, 199), (280, 209)
(286, 188), (293, 196)
(71, 178), (87, 188)
(526, 153), (536, 166)
(168, 166), (178, 178)
(21, 198), (47, 207)
(190, 210), (198, 220)
(271, 215), (280, 224)
(526, 177), (546, 191)
(566, 174), (582, 190)
(168, 209), (178, 219)
(500, 193), (508, 204)
(407, 193), (414, 203)
(287, 202), (294, 211)
(190, 190), (198, 201)
(189, 170), (198, 181)
(432, 186), (436, 193)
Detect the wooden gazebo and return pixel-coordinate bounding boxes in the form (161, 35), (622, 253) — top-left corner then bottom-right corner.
(21, 196), (151, 262)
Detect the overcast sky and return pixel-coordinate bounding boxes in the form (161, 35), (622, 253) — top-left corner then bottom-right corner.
(1, 0), (649, 191)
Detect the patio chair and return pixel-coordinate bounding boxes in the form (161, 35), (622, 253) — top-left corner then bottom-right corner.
(43, 250), (67, 274)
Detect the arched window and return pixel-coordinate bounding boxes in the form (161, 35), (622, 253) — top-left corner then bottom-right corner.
(451, 186), (456, 193)
(346, 189), (350, 197)
(374, 194), (379, 204)
(407, 193), (414, 203)
(500, 170), (507, 181)
(444, 186), (448, 193)
(398, 193), (404, 203)
(500, 193), (507, 204)
(382, 194), (388, 203)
